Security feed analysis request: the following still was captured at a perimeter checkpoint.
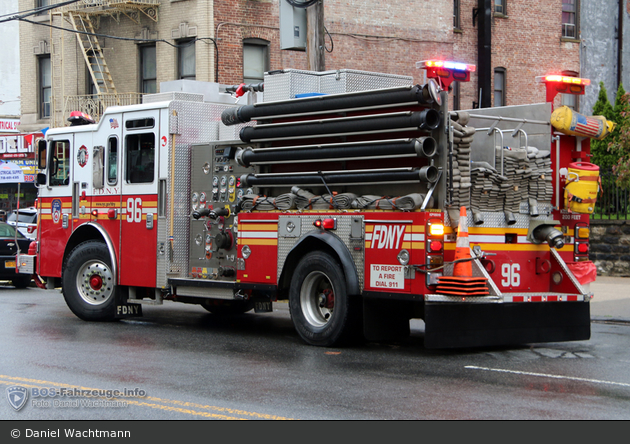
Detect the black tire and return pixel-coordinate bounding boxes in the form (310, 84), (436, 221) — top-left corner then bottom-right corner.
(289, 251), (361, 347)
(12, 275), (32, 289)
(202, 300), (254, 315)
(62, 241), (118, 321)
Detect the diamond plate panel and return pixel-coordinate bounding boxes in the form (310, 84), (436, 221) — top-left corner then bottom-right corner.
(320, 70), (412, 95)
(165, 100), (237, 279)
(264, 69), (321, 102)
(277, 215), (365, 289)
(143, 92), (204, 104)
(444, 209), (554, 230)
(263, 69), (412, 102)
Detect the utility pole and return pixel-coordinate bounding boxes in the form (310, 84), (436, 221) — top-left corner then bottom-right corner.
(307, 0), (325, 71)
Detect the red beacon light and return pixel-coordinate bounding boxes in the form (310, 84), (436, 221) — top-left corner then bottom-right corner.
(313, 218), (337, 230)
(417, 60), (476, 89)
(67, 111), (96, 126)
(536, 74), (591, 104)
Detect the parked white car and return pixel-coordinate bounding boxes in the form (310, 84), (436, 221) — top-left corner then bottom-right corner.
(7, 208), (38, 240)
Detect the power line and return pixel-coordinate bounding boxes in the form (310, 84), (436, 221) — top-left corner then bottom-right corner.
(18, 17), (221, 82)
(0, 0), (81, 24)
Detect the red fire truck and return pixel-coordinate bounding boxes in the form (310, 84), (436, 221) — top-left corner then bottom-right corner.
(19, 63), (601, 348)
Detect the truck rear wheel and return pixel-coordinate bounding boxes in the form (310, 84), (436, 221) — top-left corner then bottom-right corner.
(289, 251), (360, 346)
(62, 241), (117, 321)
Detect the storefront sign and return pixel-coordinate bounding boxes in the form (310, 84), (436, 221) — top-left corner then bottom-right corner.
(0, 119), (19, 133)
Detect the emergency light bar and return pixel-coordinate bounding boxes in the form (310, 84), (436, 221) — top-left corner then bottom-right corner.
(535, 75), (591, 86)
(417, 60), (476, 72)
(536, 74), (591, 104)
(416, 60), (475, 89)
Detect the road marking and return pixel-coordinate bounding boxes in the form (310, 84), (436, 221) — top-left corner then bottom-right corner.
(0, 375), (294, 420)
(465, 366), (630, 388)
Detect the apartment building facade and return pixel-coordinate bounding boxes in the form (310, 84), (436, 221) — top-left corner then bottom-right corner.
(18, 0), (583, 132)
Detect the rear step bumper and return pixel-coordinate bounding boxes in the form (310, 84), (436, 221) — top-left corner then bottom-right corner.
(423, 300), (591, 349)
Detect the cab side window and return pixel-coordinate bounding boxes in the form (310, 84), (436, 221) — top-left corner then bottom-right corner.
(49, 140), (70, 187)
(107, 136), (118, 186)
(125, 133), (155, 184)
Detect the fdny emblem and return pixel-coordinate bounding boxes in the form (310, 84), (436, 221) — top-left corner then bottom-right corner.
(77, 145), (89, 168)
(6, 385), (28, 411)
(52, 199), (62, 224)
(370, 224), (406, 249)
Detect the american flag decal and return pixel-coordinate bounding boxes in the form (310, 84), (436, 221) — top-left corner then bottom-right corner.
(109, 118), (119, 129)
(571, 114), (602, 138)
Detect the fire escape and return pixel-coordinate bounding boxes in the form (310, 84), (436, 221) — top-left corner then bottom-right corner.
(48, 1), (160, 127)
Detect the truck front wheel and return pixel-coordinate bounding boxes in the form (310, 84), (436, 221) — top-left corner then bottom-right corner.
(289, 251), (360, 346)
(62, 241), (117, 321)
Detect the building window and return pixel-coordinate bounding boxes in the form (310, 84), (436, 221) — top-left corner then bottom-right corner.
(37, 0), (56, 14)
(140, 45), (157, 94)
(494, 68), (506, 107)
(243, 39), (269, 84)
(39, 55), (51, 118)
(562, 0), (578, 39)
(495, 0), (506, 15)
(178, 40), (196, 80)
(454, 0), (461, 29)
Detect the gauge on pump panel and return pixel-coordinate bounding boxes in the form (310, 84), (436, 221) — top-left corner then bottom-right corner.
(220, 176), (227, 187)
(191, 192), (199, 211)
(212, 176), (219, 187)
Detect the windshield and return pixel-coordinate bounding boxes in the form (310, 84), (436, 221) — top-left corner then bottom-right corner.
(0, 223), (24, 238)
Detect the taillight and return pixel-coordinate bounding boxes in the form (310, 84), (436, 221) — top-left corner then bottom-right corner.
(426, 218), (445, 286)
(574, 223), (590, 261)
(429, 240), (443, 252)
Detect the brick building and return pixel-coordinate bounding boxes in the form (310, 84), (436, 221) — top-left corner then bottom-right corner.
(17, 0), (582, 133)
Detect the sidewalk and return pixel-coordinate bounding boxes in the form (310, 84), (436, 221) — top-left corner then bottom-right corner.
(589, 276), (630, 322)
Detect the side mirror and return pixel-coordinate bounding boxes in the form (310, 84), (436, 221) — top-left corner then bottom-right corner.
(37, 139), (47, 170)
(36, 173), (46, 186)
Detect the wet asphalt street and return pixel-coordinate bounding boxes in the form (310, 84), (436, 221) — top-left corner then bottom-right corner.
(1, 279), (630, 420)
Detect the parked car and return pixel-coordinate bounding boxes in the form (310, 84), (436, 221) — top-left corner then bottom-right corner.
(7, 208), (37, 240)
(0, 222), (32, 288)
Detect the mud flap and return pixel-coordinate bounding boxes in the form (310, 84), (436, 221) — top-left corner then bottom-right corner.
(423, 301), (591, 349)
(115, 303), (143, 319)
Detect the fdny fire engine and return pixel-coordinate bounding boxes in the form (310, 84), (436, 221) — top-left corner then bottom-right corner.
(19, 62), (606, 349)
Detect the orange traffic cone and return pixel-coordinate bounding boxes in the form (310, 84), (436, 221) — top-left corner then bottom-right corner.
(435, 206), (489, 296)
(453, 206), (472, 277)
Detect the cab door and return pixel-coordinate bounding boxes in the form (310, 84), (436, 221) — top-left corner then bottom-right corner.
(91, 114), (123, 270)
(38, 136), (73, 278)
(119, 110), (159, 287)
